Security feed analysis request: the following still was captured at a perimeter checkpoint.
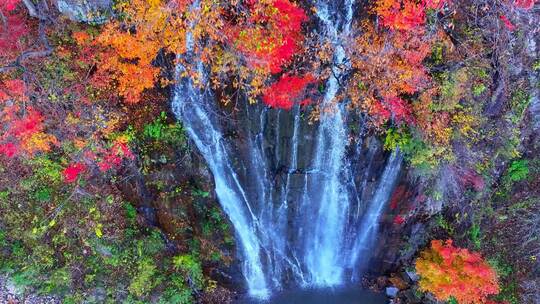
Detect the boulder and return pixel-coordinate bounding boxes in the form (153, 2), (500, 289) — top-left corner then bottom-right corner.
(55, 0), (111, 24)
(405, 270), (420, 283)
(386, 286), (399, 298)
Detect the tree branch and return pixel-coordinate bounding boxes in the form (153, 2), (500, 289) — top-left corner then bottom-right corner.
(0, 9), (6, 27)
(0, 11), (53, 73)
(22, 0), (47, 20)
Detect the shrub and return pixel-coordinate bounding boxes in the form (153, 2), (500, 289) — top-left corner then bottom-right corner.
(173, 254), (204, 290)
(415, 240), (500, 304)
(506, 160), (529, 182)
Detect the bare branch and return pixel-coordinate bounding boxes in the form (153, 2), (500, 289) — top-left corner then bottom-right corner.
(22, 0), (39, 18)
(0, 12), (52, 74)
(0, 9), (6, 27)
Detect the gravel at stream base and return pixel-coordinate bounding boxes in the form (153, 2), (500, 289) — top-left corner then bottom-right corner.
(0, 276), (60, 304)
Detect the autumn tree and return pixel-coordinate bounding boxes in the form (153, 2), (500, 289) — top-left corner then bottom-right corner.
(225, 0), (308, 75)
(213, 0), (311, 106)
(0, 79), (57, 158)
(262, 74), (315, 109)
(415, 240), (500, 304)
(82, 0), (190, 103)
(373, 0), (448, 31)
(0, 0), (29, 66)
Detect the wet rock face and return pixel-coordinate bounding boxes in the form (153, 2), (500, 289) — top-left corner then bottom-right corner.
(55, 0), (111, 23)
(527, 28), (540, 135)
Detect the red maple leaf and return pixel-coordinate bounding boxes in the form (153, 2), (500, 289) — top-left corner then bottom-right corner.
(514, 0), (536, 9)
(11, 108), (43, 138)
(63, 163), (87, 183)
(97, 141), (134, 172)
(262, 74), (315, 109)
(2, 0), (20, 12)
(4, 79), (25, 97)
(0, 3), (29, 59)
(500, 15), (516, 31)
(393, 215), (406, 225)
(227, 0), (308, 74)
(385, 96), (414, 124)
(0, 142), (17, 157)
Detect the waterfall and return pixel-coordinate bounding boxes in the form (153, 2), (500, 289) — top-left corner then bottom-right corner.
(302, 0), (355, 286)
(172, 0), (402, 299)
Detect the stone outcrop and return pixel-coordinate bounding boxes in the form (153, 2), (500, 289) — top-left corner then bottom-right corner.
(54, 0), (111, 23)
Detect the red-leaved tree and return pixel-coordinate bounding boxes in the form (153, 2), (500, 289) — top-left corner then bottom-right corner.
(227, 0), (308, 74)
(262, 74), (315, 109)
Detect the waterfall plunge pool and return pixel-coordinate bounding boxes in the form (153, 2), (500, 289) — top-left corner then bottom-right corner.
(235, 287), (386, 304)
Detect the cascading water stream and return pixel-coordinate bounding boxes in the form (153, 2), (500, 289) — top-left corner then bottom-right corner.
(172, 0), (402, 299)
(173, 1), (269, 298)
(302, 0), (355, 286)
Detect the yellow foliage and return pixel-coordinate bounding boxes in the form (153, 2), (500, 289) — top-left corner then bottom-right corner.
(452, 110), (480, 139)
(21, 132), (58, 155)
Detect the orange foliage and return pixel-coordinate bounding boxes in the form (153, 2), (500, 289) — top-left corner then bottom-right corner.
(75, 0), (189, 103)
(348, 23), (438, 126)
(415, 240), (500, 304)
(72, 0), (309, 106)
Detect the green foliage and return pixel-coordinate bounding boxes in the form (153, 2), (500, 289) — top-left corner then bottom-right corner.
(124, 202), (137, 220)
(40, 55), (78, 98)
(136, 111), (189, 175)
(472, 83), (486, 97)
(136, 230), (165, 257)
(0, 178), (211, 303)
(41, 267), (71, 294)
(173, 254), (204, 290)
(159, 274), (193, 304)
(142, 112), (186, 147)
(436, 69), (467, 111)
(192, 188), (210, 198)
(508, 89), (531, 124)
(469, 223), (481, 249)
(496, 128), (522, 160)
(493, 280), (520, 304)
(34, 188), (52, 202)
(0, 229), (7, 248)
(435, 214), (454, 235)
(0, 190), (9, 202)
(533, 60), (540, 71)
(25, 156), (63, 185)
(384, 127), (411, 151)
(506, 160), (529, 182)
(384, 127), (442, 170)
(128, 258), (160, 297)
(488, 257), (513, 279)
(507, 197), (537, 215)
(431, 43), (444, 65)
